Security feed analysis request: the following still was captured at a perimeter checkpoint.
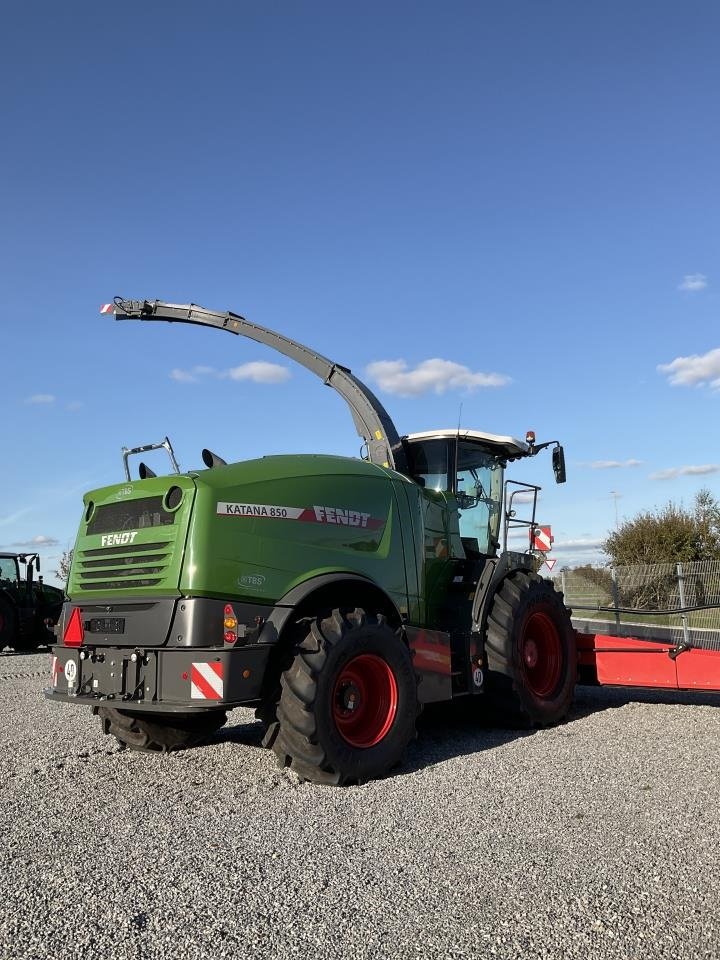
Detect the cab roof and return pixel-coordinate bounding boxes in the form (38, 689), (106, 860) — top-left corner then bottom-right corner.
(405, 429), (529, 458)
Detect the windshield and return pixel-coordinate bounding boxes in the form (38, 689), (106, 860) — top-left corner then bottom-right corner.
(0, 556), (19, 585)
(455, 442), (504, 555)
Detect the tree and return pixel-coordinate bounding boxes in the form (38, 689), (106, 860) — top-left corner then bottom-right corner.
(604, 489), (720, 567)
(569, 564), (614, 595)
(54, 549), (73, 584)
(694, 488), (720, 558)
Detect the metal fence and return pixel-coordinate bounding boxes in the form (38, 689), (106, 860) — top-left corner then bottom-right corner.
(552, 560), (720, 650)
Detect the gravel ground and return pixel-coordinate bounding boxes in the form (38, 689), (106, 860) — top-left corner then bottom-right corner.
(1, 652), (719, 960)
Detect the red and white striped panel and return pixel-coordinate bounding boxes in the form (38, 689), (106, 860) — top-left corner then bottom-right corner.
(532, 525), (553, 552)
(51, 655), (60, 687)
(190, 661), (224, 700)
(99, 303), (115, 314)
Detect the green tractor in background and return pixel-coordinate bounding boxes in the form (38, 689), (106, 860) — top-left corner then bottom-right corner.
(0, 553), (64, 651)
(46, 299), (575, 785)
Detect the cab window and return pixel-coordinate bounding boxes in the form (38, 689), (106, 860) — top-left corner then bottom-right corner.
(455, 442), (503, 555)
(0, 557), (19, 584)
(407, 438), (450, 492)
(407, 438), (504, 556)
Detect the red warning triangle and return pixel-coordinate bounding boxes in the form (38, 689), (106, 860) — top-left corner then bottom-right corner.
(544, 558), (557, 571)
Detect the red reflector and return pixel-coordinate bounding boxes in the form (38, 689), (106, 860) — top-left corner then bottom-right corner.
(64, 608), (84, 647)
(224, 631), (237, 644)
(224, 604), (234, 616)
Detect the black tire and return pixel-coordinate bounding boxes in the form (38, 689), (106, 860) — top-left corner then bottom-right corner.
(266, 608), (418, 785)
(484, 571), (576, 728)
(0, 599), (17, 651)
(97, 707), (227, 752)
(12, 616), (42, 652)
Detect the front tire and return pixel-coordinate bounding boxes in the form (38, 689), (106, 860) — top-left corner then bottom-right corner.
(97, 707), (227, 752)
(484, 571), (576, 727)
(266, 608), (418, 785)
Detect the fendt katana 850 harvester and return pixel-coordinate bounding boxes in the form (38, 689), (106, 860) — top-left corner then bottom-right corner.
(47, 299), (573, 785)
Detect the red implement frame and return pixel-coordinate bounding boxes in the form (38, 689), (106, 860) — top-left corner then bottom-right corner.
(576, 632), (720, 691)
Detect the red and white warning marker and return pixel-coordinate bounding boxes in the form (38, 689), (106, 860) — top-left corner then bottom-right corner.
(532, 525), (553, 552)
(99, 303), (115, 314)
(190, 661), (224, 700)
(544, 558), (557, 571)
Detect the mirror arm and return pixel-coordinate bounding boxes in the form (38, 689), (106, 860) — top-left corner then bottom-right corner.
(528, 439), (561, 455)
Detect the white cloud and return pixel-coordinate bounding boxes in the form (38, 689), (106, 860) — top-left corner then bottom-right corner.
(589, 459), (643, 469)
(678, 273), (708, 292)
(170, 363), (290, 385)
(658, 347), (720, 389)
(649, 464), (720, 481)
(170, 369), (193, 383)
(552, 538), (605, 551)
(25, 394), (55, 405)
(0, 507), (32, 528)
(511, 491), (541, 504)
(366, 358), (510, 397)
(225, 362), (291, 384)
(11, 535), (59, 547)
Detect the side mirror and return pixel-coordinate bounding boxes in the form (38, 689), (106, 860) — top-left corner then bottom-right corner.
(35, 556), (41, 572)
(552, 445), (567, 484)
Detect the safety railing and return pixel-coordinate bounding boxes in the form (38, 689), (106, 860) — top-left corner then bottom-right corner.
(553, 560), (720, 651)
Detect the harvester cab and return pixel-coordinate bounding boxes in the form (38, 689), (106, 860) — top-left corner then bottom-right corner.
(46, 298), (575, 785)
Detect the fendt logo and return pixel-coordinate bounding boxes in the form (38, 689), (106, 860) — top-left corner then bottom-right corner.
(312, 505), (372, 527)
(100, 532), (139, 547)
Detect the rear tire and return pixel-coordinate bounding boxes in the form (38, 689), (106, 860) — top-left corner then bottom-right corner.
(267, 608), (417, 785)
(484, 571), (576, 728)
(97, 707), (227, 752)
(12, 617), (42, 652)
(0, 600), (17, 651)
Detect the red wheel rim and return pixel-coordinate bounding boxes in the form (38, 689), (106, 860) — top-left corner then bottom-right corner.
(332, 654), (398, 748)
(521, 611), (562, 698)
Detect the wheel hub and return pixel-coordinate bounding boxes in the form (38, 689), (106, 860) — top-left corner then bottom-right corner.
(521, 611), (563, 699)
(523, 638), (539, 669)
(332, 653), (398, 749)
(336, 681), (360, 713)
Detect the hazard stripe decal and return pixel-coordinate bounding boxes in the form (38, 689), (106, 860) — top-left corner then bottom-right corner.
(532, 525), (553, 552)
(190, 661), (224, 700)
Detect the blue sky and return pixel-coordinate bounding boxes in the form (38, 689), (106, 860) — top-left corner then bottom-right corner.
(1, 1), (718, 582)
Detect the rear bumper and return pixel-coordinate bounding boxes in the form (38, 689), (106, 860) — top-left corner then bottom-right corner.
(54, 596), (276, 649)
(45, 642), (272, 713)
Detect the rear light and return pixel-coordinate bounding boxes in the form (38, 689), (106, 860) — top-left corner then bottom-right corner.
(64, 608), (84, 647)
(223, 604), (238, 645)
